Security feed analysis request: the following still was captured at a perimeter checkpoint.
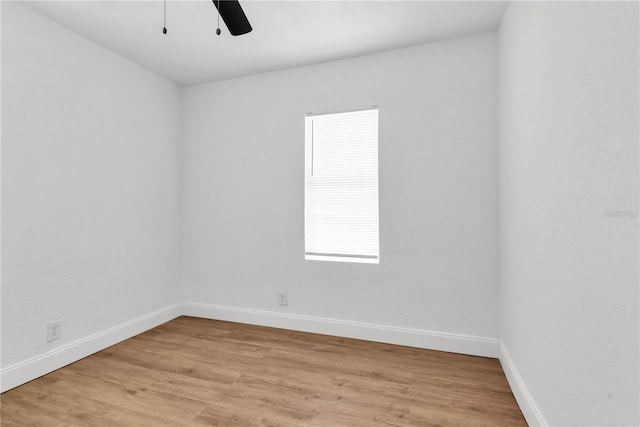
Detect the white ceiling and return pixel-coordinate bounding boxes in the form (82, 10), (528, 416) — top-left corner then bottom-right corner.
(21, 1), (508, 86)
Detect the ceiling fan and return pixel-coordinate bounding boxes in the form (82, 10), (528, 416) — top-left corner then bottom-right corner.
(162, 0), (252, 37)
(212, 0), (252, 36)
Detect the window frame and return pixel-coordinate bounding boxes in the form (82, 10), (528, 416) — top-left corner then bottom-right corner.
(304, 107), (380, 264)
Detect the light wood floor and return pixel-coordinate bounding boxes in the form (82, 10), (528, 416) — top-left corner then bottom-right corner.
(1, 316), (527, 426)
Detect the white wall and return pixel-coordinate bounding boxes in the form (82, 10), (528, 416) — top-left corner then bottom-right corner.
(4, 2), (638, 423)
(499, 2), (639, 426)
(181, 33), (499, 347)
(1, 1), (182, 380)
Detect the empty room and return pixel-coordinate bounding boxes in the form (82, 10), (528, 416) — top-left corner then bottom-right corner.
(1, 0), (638, 426)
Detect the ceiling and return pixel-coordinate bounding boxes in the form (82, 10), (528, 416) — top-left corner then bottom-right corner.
(21, 1), (508, 87)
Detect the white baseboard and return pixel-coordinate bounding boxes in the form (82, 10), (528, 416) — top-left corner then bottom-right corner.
(0, 303), (182, 393)
(3, 301), (541, 425)
(499, 342), (548, 427)
(182, 302), (500, 358)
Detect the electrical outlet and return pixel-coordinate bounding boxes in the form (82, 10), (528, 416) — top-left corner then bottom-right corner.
(277, 290), (288, 306)
(47, 320), (61, 342)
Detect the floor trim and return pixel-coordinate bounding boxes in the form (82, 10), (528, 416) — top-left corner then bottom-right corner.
(499, 342), (548, 426)
(0, 303), (182, 393)
(2, 302), (542, 424)
(182, 302), (500, 358)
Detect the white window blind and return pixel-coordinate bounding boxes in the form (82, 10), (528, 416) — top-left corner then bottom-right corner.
(304, 108), (379, 264)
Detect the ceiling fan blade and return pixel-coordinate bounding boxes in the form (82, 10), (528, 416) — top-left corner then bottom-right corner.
(212, 0), (252, 36)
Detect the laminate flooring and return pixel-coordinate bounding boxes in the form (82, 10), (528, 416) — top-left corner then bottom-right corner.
(1, 316), (527, 426)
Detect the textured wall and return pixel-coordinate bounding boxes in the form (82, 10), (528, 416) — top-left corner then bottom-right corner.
(1, 2), (182, 368)
(499, 2), (639, 425)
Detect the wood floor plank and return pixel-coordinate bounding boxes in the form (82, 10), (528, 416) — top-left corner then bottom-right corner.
(1, 316), (527, 426)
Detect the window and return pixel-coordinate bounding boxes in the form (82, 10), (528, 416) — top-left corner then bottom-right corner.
(304, 108), (379, 264)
